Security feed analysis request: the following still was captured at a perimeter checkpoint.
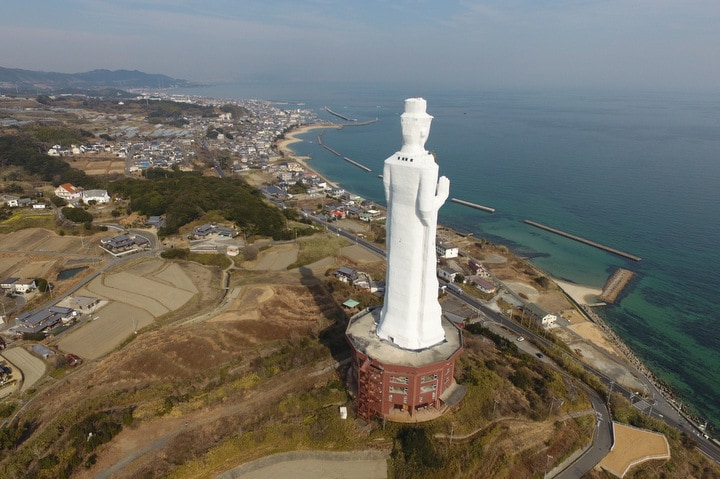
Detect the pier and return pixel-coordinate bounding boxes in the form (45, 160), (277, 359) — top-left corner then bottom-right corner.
(598, 268), (635, 303)
(343, 156), (372, 172)
(317, 131), (372, 172)
(450, 198), (495, 213)
(323, 106), (356, 122)
(339, 118), (379, 127)
(524, 220), (641, 261)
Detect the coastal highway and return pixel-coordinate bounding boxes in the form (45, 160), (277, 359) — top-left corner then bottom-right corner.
(312, 215), (619, 475)
(309, 212), (720, 470)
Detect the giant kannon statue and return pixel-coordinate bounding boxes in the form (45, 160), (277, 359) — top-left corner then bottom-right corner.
(376, 98), (449, 350)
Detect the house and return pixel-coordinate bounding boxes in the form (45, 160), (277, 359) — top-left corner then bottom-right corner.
(436, 241), (459, 259)
(540, 313), (557, 327)
(438, 267), (460, 283)
(215, 226), (238, 237)
(55, 183), (81, 201)
(0, 277), (19, 292)
(31, 344), (55, 359)
(335, 266), (359, 283)
(523, 303), (557, 328)
(100, 234), (148, 251)
(13, 279), (36, 294)
(1, 195), (19, 207)
(81, 189), (111, 204)
(192, 224), (214, 238)
(468, 260), (490, 278)
(467, 276), (497, 294)
(57, 295), (100, 313)
(145, 216), (166, 228)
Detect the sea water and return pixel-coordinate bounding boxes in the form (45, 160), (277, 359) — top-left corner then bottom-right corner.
(181, 82), (720, 430)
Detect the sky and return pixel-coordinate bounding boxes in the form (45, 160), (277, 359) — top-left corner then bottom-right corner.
(2, 0), (719, 91)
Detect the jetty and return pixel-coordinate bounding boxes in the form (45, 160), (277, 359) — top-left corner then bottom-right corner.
(317, 131), (372, 172)
(524, 220), (641, 261)
(598, 268), (635, 303)
(343, 156), (372, 172)
(339, 118), (379, 127)
(451, 198), (495, 213)
(323, 106), (356, 122)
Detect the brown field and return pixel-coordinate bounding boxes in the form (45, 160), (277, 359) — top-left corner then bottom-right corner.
(71, 157), (126, 175)
(0, 228), (53, 251)
(56, 259), (203, 359)
(600, 422), (670, 477)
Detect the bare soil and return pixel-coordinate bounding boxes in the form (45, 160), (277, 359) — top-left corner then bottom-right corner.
(600, 423), (670, 476)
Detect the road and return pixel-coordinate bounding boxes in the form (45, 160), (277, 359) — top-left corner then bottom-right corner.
(309, 212), (720, 471)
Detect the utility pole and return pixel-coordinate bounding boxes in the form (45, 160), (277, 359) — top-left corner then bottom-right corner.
(545, 454), (553, 479)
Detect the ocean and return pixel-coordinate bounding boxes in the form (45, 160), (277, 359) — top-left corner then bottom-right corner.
(180, 82), (720, 431)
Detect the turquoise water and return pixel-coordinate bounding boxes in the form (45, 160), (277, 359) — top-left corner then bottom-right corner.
(182, 83), (720, 430)
(57, 266), (88, 280)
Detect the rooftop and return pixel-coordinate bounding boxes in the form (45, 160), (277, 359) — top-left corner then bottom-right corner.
(346, 308), (463, 368)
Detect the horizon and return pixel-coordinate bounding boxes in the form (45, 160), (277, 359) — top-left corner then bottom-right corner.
(3, 1), (720, 93)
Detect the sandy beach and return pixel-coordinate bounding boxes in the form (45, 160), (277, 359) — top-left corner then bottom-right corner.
(553, 279), (603, 306)
(273, 122), (667, 397)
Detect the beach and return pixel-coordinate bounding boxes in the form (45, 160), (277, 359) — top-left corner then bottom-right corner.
(275, 124), (634, 367)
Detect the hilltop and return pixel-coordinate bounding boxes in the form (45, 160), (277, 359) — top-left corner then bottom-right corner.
(0, 66), (197, 95)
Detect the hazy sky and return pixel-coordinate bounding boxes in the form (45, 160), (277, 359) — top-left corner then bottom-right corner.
(2, 0), (719, 91)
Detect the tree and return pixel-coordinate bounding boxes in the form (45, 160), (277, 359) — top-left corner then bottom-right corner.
(61, 207), (93, 223)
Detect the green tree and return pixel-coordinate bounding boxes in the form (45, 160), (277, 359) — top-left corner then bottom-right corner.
(62, 207), (93, 223)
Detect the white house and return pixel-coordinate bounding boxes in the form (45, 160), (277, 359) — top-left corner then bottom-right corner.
(438, 267), (460, 283)
(81, 189), (111, 204)
(55, 183), (81, 201)
(14, 279), (37, 294)
(2, 195), (20, 207)
(436, 241), (459, 259)
(540, 313), (557, 328)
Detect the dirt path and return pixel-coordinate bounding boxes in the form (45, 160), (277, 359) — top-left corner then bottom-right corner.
(84, 358), (343, 479)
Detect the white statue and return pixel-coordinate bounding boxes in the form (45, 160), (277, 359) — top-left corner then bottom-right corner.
(376, 98), (449, 350)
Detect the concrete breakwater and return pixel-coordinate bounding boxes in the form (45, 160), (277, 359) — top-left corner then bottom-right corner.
(598, 268), (635, 303)
(323, 106), (356, 122)
(524, 220), (641, 262)
(343, 156), (372, 172)
(450, 197), (495, 213)
(317, 131), (372, 172)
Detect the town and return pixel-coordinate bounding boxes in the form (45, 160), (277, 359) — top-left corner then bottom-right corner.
(0, 91), (717, 479)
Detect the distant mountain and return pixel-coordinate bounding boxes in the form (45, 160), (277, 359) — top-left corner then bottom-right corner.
(0, 67), (197, 94)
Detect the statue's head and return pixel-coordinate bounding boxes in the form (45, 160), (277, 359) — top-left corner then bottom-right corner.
(400, 98), (433, 154)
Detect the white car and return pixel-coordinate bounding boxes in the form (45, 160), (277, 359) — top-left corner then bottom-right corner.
(516, 336), (525, 342)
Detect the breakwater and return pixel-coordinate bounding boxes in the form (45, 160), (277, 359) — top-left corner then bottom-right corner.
(316, 131), (372, 172)
(343, 156), (372, 172)
(524, 220), (641, 262)
(451, 197), (495, 213)
(339, 118), (379, 127)
(323, 106), (356, 122)
(598, 268), (635, 303)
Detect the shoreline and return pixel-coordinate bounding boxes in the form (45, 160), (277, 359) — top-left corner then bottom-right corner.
(273, 122), (691, 427)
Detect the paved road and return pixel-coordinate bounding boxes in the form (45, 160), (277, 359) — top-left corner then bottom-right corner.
(310, 213), (720, 471)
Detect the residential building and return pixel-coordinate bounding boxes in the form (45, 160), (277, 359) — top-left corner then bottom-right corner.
(55, 183), (81, 201)
(81, 189), (111, 204)
(436, 241), (459, 259)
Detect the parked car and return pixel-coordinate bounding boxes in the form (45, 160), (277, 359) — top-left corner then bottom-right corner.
(516, 336), (525, 342)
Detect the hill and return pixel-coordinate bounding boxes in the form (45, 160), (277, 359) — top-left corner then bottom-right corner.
(0, 66), (196, 94)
